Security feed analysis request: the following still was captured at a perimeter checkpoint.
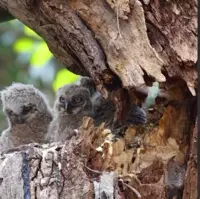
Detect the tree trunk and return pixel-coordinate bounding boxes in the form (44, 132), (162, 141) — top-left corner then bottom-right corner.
(0, 0), (197, 199)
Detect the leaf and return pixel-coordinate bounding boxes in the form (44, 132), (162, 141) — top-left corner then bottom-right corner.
(24, 26), (41, 39)
(13, 38), (34, 53)
(53, 68), (79, 91)
(30, 43), (53, 67)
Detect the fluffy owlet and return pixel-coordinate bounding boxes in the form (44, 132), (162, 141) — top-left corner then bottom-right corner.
(46, 83), (93, 142)
(79, 77), (147, 128)
(47, 77), (147, 142)
(0, 83), (53, 151)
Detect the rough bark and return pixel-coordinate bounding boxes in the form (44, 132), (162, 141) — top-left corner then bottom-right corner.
(0, 0), (197, 120)
(0, 111), (197, 198)
(0, 0), (197, 92)
(0, 0), (197, 199)
(182, 119), (197, 199)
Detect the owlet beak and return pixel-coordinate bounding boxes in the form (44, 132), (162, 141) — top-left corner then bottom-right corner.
(65, 101), (73, 114)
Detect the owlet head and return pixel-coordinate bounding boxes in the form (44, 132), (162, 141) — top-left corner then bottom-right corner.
(79, 77), (96, 96)
(1, 83), (50, 124)
(55, 84), (93, 116)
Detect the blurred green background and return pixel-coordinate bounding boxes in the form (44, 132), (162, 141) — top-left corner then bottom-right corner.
(0, 19), (79, 131)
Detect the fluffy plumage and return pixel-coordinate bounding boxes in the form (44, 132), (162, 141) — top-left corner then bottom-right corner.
(47, 84), (93, 142)
(47, 77), (147, 142)
(79, 77), (147, 128)
(92, 92), (147, 134)
(79, 76), (96, 96)
(0, 83), (52, 151)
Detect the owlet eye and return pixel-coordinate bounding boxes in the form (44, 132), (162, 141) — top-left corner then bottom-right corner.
(59, 96), (65, 103)
(6, 109), (13, 115)
(72, 96), (83, 104)
(22, 106), (32, 115)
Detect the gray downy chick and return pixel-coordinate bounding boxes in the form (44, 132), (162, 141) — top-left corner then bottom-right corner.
(79, 77), (147, 130)
(0, 83), (53, 151)
(47, 84), (93, 142)
(165, 156), (186, 199)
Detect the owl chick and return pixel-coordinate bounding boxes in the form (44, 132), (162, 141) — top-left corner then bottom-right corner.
(79, 77), (147, 128)
(0, 83), (53, 151)
(79, 76), (96, 96)
(165, 156), (186, 199)
(47, 84), (93, 142)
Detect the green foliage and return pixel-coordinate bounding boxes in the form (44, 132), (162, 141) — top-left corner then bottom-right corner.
(14, 38), (34, 53)
(13, 26), (53, 68)
(53, 68), (79, 91)
(12, 22), (79, 88)
(30, 43), (53, 67)
(143, 82), (159, 109)
(24, 27), (53, 67)
(24, 26), (41, 39)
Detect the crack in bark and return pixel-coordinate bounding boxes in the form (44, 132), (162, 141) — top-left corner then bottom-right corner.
(22, 152), (31, 199)
(34, 186), (37, 199)
(56, 163), (65, 198)
(40, 2), (118, 88)
(30, 156), (42, 181)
